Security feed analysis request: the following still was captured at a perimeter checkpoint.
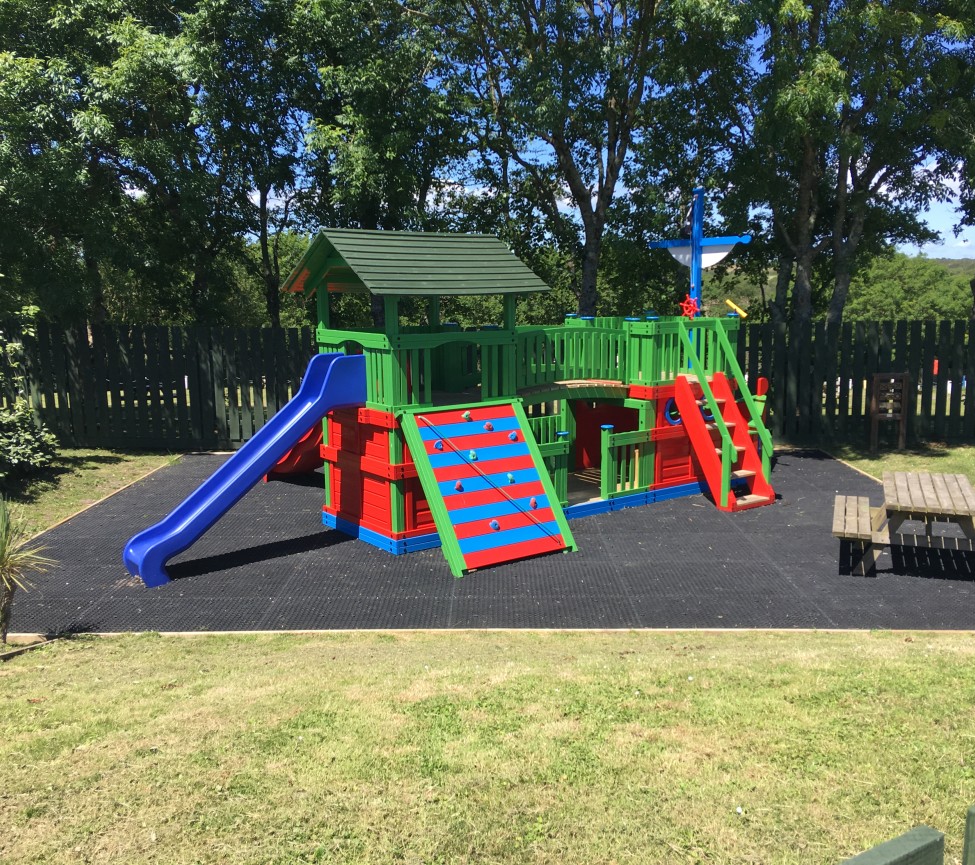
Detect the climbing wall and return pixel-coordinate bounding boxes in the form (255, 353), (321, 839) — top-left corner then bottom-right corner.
(400, 402), (576, 576)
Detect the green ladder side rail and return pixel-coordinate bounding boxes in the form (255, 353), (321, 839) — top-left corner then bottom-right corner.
(678, 319), (773, 481)
(674, 326), (740, 509)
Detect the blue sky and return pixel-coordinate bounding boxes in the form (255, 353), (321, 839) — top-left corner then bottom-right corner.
(899, 199), (975, 259)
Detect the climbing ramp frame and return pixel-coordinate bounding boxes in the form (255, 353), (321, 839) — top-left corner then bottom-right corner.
(400, 401), (577, 577)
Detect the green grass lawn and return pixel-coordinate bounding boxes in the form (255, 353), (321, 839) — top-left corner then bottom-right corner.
(827, 443), (975, 485)
(3, 631), (975, 864)
(4, 446), (975, 863)
(7, 449), (174, 537)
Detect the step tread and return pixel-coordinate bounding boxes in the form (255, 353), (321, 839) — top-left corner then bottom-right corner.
(735, 493), (773, 508)
(715, 445), (747, 455)
(730, 469), (756, 480)
(705, 421), (736, 431)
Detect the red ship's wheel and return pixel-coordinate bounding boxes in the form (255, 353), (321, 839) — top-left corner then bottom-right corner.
(679, 294), (700, 319)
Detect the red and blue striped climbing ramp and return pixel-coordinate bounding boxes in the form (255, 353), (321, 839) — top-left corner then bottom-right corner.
(400, 402), (577, 577)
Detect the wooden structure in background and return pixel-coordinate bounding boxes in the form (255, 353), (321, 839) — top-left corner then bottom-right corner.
(869, 372), (910, 451)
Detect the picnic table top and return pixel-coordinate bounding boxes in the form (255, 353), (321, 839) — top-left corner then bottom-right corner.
(882, 471), (975, 517)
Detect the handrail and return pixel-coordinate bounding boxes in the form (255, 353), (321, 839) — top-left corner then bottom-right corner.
(677, 321), (736, 507)
(712, 323), (773, 479)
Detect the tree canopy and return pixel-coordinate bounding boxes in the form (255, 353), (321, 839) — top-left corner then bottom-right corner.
(1, 0), (973, 326)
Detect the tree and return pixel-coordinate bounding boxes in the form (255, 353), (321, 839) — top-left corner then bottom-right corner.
(434, 0), (664, 315)
(181, 0), (331, 327)
(729, 0), (974, 325)
(844, 251), (973, 321)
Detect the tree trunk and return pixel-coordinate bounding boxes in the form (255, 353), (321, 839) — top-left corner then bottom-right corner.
(792, 252), (815, 328)
(577, 231), (600, 317)
(83, 247), (108, 325)
(769, 256), (793, 325)
(371, 294), (386, 330)
(258, 188), (281, 328)
(827, 251), (855, 326)
(0, 580), (14, 644)
(970, 277), (975, 322)
(790, 135), (819, 327)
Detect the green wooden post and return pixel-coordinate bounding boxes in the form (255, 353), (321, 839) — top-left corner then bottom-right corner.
(389, 427), (406, 534)
(318, 287), (331, 331)
(503, 293), (518, 331)
(427, 296), (441, 328)
(554, 430), (570, 505)
(600, 424), (615, 500)
(384, 295), (400, 339)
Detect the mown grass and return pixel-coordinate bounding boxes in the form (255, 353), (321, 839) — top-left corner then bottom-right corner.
(827, 443), (975, 485)
(5, 449), (174, 537)
(3, 631), (975, 864)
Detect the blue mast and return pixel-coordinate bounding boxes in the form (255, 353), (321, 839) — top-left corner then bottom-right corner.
(648, 186), (751, 317)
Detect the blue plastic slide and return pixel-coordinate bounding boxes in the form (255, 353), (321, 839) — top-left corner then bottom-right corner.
(123, 353), (366, 588)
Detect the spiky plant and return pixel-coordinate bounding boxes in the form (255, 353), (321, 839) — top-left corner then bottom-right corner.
(0, 497), (54, 644)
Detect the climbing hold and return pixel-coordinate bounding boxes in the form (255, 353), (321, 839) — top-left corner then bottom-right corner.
(489, 519), (500, 531)
(434, 440), (443, 451)
(529, 497), (538, 509)
(508, 432), (518, 442)
(455, 480), (463, 492)
(462, 410), (471, 421)
(507, 472), (515, 483)
(484, 422), (494, 431)
(469, 449), (478, 461)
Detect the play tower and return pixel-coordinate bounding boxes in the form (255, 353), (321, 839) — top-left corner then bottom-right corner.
(281, 228), (774, 577)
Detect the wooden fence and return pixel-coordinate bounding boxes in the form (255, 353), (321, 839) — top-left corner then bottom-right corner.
(1, 318), (972, 450)
(0, 322), (315, 449)
(735, 319), (974, 445)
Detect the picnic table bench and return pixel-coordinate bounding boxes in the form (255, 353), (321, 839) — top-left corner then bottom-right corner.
(832, 471), (975, 576)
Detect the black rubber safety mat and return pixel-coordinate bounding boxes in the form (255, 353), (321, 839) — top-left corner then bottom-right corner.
(11, 450), (975, 633)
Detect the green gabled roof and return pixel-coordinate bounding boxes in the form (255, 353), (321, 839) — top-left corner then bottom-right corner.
(282, 228), (551, 297)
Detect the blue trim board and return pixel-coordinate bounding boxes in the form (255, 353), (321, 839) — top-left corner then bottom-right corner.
(322, 512), (441, 554)
(563, 482), (704, 519)
(324, 480), (707, 555)
(652, 481), (705, 502)
(563, 498), (614, 519)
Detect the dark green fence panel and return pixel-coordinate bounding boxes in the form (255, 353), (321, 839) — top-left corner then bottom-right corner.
(2, 322), (318, 450)
(2, 320), (970, 450)
(738, 318), (972, 446)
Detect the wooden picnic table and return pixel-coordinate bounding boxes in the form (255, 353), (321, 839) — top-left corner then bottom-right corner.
(882, 471), (975, 552)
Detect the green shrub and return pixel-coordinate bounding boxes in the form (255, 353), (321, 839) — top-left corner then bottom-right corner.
(0, 401), (58, 485)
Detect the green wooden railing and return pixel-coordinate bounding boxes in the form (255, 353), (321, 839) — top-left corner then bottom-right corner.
(599, 426), (654, 500)
(514, 322), (629, 391)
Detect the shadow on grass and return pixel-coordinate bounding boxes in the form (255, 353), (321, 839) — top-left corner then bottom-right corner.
(3, 452), (168, 505)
